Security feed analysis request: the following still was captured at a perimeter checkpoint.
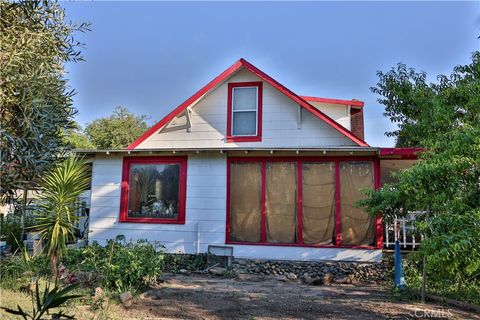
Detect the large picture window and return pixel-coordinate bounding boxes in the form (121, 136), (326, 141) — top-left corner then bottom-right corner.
(120, 157), (187, 224)
(227, 158), (379, 248)
(227, 82), (262, 142)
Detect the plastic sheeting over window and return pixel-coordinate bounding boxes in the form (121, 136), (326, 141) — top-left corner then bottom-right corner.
(265, 162), (297, 243)
(228, 158), (378, 247)
(340, 161), (375, 246)
(229, 162), (262, 242)
(302, 162), (336, 245)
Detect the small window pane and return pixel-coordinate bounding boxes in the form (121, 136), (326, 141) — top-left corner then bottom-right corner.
(232, 111), (256, 136)
(233, 87), (257, 111)
(128, 164), (180, 219)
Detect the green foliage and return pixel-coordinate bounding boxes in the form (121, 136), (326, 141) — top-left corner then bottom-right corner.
(84, 106), (149, 149)
(0, 0), (89, 202)
(33, 157), (90, 276)
(63, 123), (95, 150)
(1, 280), (82, 320)
(400, 254), (480, 304)
(0, 246), (50, 289)
(361, 51), (480, 299)
(372, 52), (479, 148)
(62, 238), (165, 293)
(0, 211), (36, 251)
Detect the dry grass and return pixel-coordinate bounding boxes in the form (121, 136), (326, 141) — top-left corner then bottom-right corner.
(0, 287), (125, 320)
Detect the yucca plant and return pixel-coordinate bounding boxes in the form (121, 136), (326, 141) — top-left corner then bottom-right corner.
(1, 280), (82, 319)
(33, 157), (90, 277)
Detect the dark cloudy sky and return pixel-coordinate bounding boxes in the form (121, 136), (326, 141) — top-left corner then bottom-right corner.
(63, 1), (479, 147)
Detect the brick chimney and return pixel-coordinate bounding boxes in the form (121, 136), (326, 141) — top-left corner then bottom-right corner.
(350, 107), (364, 140)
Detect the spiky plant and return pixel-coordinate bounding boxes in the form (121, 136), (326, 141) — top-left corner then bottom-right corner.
(33, 157), (90, 277)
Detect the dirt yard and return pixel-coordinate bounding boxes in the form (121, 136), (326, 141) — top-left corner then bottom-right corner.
(119, 274), (479, 320)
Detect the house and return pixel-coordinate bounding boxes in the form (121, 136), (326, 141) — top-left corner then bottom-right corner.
(80, 59), (419, 262)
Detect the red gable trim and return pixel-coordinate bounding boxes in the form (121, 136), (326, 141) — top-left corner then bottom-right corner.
(379, 147), (422, 159)
(301, 96), (364, 108)
(128, 58), (369, 149)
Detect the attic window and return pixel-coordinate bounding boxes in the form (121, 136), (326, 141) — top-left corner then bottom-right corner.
(227, 82), (262, 142)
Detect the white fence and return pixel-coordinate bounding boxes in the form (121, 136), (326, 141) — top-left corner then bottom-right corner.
(384, 211), (425, 249)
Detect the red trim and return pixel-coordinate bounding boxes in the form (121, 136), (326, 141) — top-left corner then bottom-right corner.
(128, 58), (369, 149)
(374, 158), (383, 249)
(119, 156), (187, 224)
(226, 156), (379, 250)
(334, 161), (342, 246)
(301, 96), (364, 108)
(297, 160), (303, 244)
(379, 147), (422, 159)
(226, 82), (263, 142)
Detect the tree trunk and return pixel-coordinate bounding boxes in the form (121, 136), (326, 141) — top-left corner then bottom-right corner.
(51, 253), (58, 280)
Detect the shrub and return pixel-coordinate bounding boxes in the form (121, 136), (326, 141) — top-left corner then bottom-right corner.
(62, 238), (165, 293)
(0, 246), (50, 289)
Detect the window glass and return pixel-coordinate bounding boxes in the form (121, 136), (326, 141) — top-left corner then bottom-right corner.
(127, 163), (180, 219)
(229, 162), (262, 242)
(302, 162), (336, 245)
(232, 112), (256, 136)
(232, 86), (257, 136)
(233, 87), (257, 110)
(340, 161), (374, 246)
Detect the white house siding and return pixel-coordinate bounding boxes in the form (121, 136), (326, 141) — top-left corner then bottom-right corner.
(89, 153), (381, 262)
(308, 101), (351, 130)
(136, 69), (357, 149)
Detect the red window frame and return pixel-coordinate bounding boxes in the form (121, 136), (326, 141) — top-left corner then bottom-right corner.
(226, 157), (382, 249)
(226, 82), (263, 142)
(119, 156), (187, 224)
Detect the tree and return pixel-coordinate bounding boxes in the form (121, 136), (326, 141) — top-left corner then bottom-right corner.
(34, 157), (90, 277)
(360, 51), (480, 295)
(370, 59), (477, 147)
(0, 0), (89, 203)
(64, 123), (95, 149)
(85, 106), (149, 149)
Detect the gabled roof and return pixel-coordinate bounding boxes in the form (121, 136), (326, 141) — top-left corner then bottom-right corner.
(128, 58), (369, 149)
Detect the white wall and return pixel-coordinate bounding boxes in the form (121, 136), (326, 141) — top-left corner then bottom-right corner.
(89, 154), (381, 262)
(308, 101), (351, 130)
(137, 69), (356, 149)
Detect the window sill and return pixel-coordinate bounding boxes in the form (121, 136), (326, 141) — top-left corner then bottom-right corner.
(226, 136), (262, 143)
(119, 217), (185, 224)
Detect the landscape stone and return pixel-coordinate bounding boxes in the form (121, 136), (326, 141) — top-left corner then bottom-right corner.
(209, 267), (227, 276)
(119, 291), (133, 308)
(323, 273), (334, 285)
